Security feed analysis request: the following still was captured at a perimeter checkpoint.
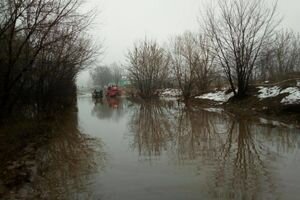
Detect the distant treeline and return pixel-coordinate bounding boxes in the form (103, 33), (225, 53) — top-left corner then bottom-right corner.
(90, 63), (123, 88)
(126, 0), (300, 99)
(0, 0), (96, 119)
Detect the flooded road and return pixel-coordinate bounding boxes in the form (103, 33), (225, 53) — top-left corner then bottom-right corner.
(33, 97), (300, 199)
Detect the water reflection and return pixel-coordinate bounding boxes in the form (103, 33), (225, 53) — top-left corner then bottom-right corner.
(128, 99), (300, 199)
(173, 106), (227, 163)
(33, 110), (106, 199)
(5, 97), (300, 199)
(91, 97), (126, 122)
(204, 119), (278, 199)
(129, 99), (175, 157)
(31, 97), (298, 200)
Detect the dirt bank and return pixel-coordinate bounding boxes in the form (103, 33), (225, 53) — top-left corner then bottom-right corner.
(192, 82), (300, 126)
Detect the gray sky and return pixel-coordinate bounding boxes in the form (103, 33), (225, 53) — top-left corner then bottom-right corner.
(77, 0), (300, 87)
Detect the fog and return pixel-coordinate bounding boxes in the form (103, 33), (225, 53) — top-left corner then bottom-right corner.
(77, 0), (300, 87)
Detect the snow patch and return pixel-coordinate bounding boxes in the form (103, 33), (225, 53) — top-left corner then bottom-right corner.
(257, 86), (300, 104)
(280, 87), (298, 94)
(280, 87), (300, 104)
(159, 88), (182, 97)
(257, 86), (281, 99)
(195, 91), (234, 103)
(297, 81), (300, 87)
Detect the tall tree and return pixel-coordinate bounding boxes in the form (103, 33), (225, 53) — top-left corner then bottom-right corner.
(203, 0), (279, 98)
(169, 32), (215, 99)
(111, 63), (123, 86)
(90, 66), (113, 88)
(127, 39), (170, 98)
(256, 30), (300, 81)
(0, 0), (97, 117)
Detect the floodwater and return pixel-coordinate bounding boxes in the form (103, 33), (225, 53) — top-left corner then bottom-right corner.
(33, 97), (300, 199)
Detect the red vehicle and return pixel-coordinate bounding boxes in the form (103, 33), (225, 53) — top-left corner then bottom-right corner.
(106, 85), (121, 97)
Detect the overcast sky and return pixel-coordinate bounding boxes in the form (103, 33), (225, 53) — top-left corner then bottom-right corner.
(77, 0), (300, 87)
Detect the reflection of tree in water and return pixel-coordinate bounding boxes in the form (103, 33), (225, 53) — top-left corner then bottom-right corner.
(33, 110), (106, 199)
(172, 106), (227, 163)
(203, 119), (277, 199)
(172, 108), (280, 199)
(91, 97), (126, 121)
(258, 123), (299, 154)
(128, 99), (300, 199)
(129, 99), (175, 157)
(163, 104), (299, 199)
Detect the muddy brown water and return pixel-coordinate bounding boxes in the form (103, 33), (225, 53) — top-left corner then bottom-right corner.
(20, 96), (300, 199)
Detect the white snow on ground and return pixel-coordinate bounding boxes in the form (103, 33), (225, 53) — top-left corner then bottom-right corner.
(257, 86), (281, 99)
(195, 85), (300, 105)
(280, 87), (299, 94)
(195, 91), (234, 103)
(297, 81), (300, 87)
(257, 86), (300, 105)
(280, 87), (300, 104)
(160, 88), (182, 97)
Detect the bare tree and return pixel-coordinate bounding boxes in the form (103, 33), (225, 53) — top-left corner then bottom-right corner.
(0, 0), (97, 117)
(127, 39), (170, 98)
(110, 62), (123, 86)
(169, 32), (215, 99)
(90, 66), (113, 88)
(32, 29), (96, 112)
(256, 30), (300, 81)
(169, 32), (198, 99)
(194, 34), (217, 93)
(203, 0), (279, 98)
